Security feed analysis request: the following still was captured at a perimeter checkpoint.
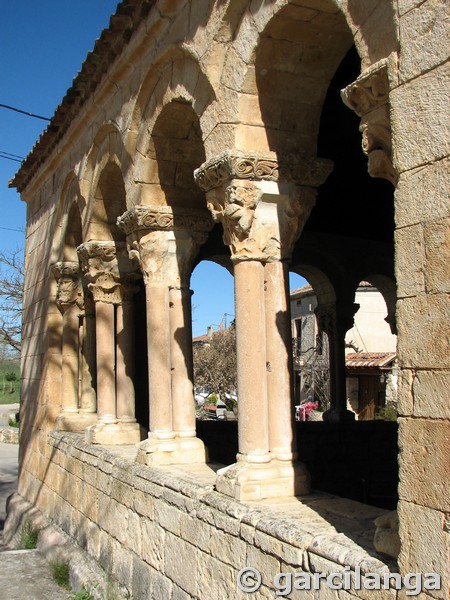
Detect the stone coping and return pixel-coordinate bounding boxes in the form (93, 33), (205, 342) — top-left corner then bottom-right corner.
(48, 431), (395, 576)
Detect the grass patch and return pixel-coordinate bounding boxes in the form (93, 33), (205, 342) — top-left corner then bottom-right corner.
(51, 560), (71, 590)
(8, 417), (19, 427)
(67, 586), (95, 600)
(19, 520), (38, 549)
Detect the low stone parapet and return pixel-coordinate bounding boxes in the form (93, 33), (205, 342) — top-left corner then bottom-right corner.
(8, 431), (399, 599)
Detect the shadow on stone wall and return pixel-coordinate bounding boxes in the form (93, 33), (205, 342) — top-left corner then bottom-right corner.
(196, 420), (398, 510)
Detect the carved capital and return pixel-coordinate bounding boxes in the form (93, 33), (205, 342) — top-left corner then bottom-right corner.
(194, 150), (332, 192)
(129, 229), (206, 288)
(208, 182), (317, 263)
(77, 241), (140, 304)
(116, 205), (213, 236)
(341, 62), (398, 186)
(315, 303), (359, 340)
(52, 261), (84, 314)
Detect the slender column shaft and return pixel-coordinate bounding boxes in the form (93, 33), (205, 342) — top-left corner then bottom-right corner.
(234, 261), (269, 461)
(333, 327), (348, 412)
(95, 301), (117, 423)
(116, 301), (136, 422)
(146, 284), (173, 438)
(265, 261), (296, 459)
(170, 287), (196, 438)
(79, 313), (97, 413)
(61, 306), (80, 413)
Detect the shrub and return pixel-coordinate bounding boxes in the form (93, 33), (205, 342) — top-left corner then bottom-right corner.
(19, 520), (38, 549)
(51, 560), (70, 589)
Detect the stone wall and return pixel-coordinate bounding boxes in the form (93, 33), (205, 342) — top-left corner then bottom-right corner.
(391, 1), (450, 594)
(10, 431), (399, 599)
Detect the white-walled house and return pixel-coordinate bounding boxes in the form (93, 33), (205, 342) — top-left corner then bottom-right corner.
(291, 282), (398, 418)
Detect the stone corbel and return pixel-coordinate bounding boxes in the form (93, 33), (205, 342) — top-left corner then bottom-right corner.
(52, 261), (84, 314)
(77, 241), (139, 304)
(341, 62), (398, 186)
(117, 206), (213, 288)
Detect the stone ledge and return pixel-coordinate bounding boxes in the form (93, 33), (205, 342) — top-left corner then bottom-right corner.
(47, 431), (394, 574)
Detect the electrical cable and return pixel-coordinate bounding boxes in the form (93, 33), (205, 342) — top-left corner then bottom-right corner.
(0, 102), (51, 122)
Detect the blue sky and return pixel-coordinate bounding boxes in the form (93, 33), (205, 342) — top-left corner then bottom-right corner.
(1, 1), (305, 338)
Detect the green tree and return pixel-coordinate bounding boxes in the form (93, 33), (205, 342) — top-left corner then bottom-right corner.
(193, 325), (237, 411)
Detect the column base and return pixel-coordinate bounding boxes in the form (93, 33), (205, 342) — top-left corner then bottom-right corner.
(215, 456), (311, 501)
(84, 421), (141, 445)
(136, 434), (207, 466)
(322, 408), (355, 423)
(55, 412), (97, 433)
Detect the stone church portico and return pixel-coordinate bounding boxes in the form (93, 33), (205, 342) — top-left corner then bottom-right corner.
(5, 1), (448, 598)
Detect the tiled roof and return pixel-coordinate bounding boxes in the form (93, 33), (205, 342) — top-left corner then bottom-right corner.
(345, 352), (396, 368)
(10, 0), (154, 193)
(290, 284), (313, 296)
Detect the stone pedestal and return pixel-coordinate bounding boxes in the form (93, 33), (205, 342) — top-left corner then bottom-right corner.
(216, 458), (310, 501)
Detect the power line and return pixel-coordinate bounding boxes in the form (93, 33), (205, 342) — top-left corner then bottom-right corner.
(0, 153), (22, 163)
(0, 102), (51, 122)
(0, 151), (23, 160)
(0, 226), (24, 233)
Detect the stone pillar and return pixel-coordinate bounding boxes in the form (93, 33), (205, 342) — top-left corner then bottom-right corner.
(79, 293), (97, 415)
(170, 286), (196, 439)
(52, 262), (96, 432)
(341, 60), (398, 186)
(315, 303), (358, 423)
(195, 150), (332, 500)
(117, 206), (212, 465)
(77, 241), (141, 444)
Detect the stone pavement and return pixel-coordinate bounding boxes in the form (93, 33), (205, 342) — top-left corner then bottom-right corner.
(0, 442), (72, 600)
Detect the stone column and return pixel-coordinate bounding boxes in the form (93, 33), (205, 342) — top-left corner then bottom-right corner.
(195, 150), (332, 500)
(77, 241), (141, 444)
(315, 303), (358, 423)
(79, 293), (97, 415)
(52, 262), (95, 432)
(117, 206), (212, 465)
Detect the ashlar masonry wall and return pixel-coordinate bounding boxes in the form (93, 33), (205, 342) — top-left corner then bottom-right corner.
(11, 432), (401, 600)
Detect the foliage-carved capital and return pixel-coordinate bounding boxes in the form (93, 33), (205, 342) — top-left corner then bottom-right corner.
(77, 241), (140, 304)
(116, 205), (213, 237)
(194, 150), (333, 192)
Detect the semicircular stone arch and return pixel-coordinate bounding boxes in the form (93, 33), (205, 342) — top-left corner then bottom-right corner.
(82, 126), (129, 242)
(130, 48), (216, 206)
(51, 172), (85, 265)
(216, 0), (397, 156)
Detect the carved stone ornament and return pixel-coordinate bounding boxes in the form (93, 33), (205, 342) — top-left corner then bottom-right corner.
(194, 150), (333, 192)
(77, 241), (140, 304)
(208, 183), (317, 263)
(116, 205), (213, 237)
(52, 261), (84, 313)
(128, 229), (208, 288)
(315, 303), (359, 339)
(341, 62), (398, 186)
